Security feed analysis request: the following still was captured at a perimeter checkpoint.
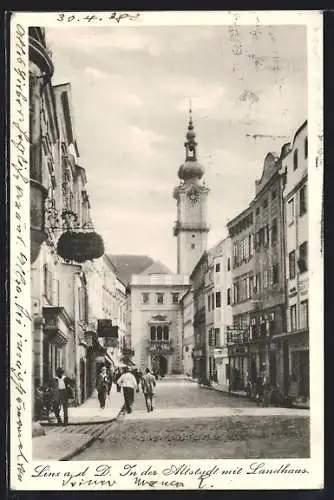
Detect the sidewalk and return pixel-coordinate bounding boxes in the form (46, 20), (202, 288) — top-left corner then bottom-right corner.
(184, 376), (310, 409)
(40, 385), (124, 426)
(33, 387), (124, 460)
(33, 426), (104, 461)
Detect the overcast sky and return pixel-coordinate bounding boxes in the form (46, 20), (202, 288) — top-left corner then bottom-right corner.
(46, 25), (306, 272)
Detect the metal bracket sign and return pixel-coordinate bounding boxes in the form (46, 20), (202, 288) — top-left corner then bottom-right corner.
(226, 327), (249, 345)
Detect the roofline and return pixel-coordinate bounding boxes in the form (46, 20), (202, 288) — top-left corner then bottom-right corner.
(103, 254), (118, 274)
(53, 82), (72, 88)
(291, 120), (307, 147)
(208, 235), (230, 254)
(226, 204), (253, 229)
(190, 251), (208, 279)
(179, 287), (192, 302)
(116, 276), (128, 288)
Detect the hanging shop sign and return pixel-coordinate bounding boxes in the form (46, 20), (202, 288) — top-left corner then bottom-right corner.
(226, 327), (249, 345)
(97, 319), (118, 338)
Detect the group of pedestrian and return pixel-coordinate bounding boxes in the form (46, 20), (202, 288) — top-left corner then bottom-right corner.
(35, 364), (158, 426)
(114, 366), (157, 414)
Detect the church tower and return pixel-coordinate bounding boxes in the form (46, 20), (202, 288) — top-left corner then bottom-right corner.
(173, 107), (210, 275)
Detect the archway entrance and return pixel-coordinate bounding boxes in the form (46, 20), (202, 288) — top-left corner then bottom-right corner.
(159, 355), (168, 376)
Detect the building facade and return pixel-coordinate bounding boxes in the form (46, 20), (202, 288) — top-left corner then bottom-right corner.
(190, 252), (208, 383)
(30, 29), (122, 412)
(249, 149), (288, 386)
(180, 288), (194, 378)
(227, 206), (255, 390)
(30, 29), (93, 406)
(173, 110), (210, 276)
(210, 237), (233, 391)
(129, 266), (189, 375)
(277, 121), (309, 402)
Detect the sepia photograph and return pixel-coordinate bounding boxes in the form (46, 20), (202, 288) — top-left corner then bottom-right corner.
(10, 10), (323, 490)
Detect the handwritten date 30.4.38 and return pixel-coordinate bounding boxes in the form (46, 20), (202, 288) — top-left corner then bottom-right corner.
(56, 12), (140, 24)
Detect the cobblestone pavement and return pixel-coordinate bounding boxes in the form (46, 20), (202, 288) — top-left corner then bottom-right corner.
(133, 379), (258, 410)
(67, 379), (309, 460)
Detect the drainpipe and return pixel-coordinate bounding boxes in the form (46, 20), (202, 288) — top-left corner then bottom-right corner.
(73, 272), (80, 406)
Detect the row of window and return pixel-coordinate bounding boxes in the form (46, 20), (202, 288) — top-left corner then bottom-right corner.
(287, 184), (307, 224)
(232, 265), (280, 304)
(233, 220), (279, 268)
(214, 259), (231, 273)
(233, 234), (254, 267)
(207, 292), (221, 311)
(142, 292), (179, 305)
(288, 242), (308, 278)
(233, 312), (276, 340)
(290, 300), (309, 330)
(231, 300), (309, 339)
(150, 325), (170, 341)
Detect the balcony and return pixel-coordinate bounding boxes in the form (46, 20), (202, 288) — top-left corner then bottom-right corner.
(148, 340), (174, 355)
(29, 28), (54, 83)
(43, 306), (71, 347)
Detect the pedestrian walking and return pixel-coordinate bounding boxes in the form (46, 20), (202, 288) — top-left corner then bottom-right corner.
(106, 368), (113, 396)
(141, 368), (156, 412)
(50, 367), (73, 425)
(117, 366), (138, 414)
(114, 368), (122, 393)
(96, 366), (109, 409)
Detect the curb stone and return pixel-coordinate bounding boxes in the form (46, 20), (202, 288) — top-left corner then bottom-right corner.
(183, 377), (309, 409)
(40, 405), (125, 427)
(59, 407), (124, 461)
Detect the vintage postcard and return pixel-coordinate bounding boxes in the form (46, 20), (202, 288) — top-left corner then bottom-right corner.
(10, 10), (323, 491)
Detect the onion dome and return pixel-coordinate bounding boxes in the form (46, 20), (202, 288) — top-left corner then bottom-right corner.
(178, 106), (204, 181)
(178, 161), (204, 181)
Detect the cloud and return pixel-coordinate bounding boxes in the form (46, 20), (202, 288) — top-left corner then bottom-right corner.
(47, 27), (162, 56)
(84, 66), (106, 79)
(45, 25), (306, 271)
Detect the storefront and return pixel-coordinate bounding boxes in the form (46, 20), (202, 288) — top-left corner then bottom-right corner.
(228, 344), (248, 390)
(273, 329), (309, 402)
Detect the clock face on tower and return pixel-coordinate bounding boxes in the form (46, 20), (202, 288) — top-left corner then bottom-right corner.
(187, 189), (199, 205)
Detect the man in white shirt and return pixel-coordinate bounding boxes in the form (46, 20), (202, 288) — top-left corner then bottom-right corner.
(117, 367), (138, 414)
(50, 367), (72, 425)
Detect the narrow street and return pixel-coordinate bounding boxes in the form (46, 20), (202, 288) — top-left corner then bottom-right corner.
(66, 378), (309, 460)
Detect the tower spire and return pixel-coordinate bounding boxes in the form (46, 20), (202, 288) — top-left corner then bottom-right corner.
(185, 100), (197, 161)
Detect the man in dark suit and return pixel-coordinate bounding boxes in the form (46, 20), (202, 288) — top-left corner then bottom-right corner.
(50, 367), (73, 425)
